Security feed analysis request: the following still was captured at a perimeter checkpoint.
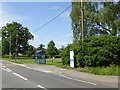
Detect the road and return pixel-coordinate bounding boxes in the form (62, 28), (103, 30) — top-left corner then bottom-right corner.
(0, 60), (118, 90)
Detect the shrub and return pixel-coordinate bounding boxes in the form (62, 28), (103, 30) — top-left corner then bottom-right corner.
(61, 44), (71, 65)
(61, 35), (120, 67)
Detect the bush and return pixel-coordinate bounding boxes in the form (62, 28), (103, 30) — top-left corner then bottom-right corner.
(61, 35), (120, 67)
(61, 45), (71, 65)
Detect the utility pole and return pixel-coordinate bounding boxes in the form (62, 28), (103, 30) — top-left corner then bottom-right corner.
(15, 33), (18, 61)
(81, 0), (84, 42)
(81, 0), (85, 59)
(9, 32), (11, 60)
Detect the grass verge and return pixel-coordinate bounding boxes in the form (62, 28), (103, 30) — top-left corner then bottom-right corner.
(2, 57), (119, 76)
(75, 65), (120, 76)
(2, 57), (35, 64)
(46, 59), (71, 69)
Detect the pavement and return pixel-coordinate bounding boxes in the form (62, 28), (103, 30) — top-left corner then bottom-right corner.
(13, 63), (119, 88)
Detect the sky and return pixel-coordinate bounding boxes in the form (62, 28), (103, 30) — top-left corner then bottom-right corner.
(1, 2), (73, 48)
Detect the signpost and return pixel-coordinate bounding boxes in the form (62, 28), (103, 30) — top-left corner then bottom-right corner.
(70, 50), (74, 68)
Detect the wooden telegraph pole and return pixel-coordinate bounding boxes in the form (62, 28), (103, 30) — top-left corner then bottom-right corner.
(81, 0), (84, 42)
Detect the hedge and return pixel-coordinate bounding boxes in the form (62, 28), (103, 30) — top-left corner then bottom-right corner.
(61, 35), (120, 67)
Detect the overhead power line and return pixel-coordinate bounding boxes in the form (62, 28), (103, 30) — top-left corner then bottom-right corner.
(33, 5), (72, 33)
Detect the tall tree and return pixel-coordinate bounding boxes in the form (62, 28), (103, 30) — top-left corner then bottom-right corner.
(70, 2), (98, 41)
(1, 22), (34, 58)
(70, 2), (120, 41)
(47, 40), (58, 58)
(96, 2), (120, 36)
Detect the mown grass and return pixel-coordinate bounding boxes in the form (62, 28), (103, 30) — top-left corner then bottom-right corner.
(11, 59), (35, 64)
(46, 59), (62, 66)
(46, 59), (72, 69)
(2, 57), (119, 76)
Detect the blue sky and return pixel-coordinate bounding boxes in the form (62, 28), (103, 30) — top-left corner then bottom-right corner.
(1, 2), (73, 48)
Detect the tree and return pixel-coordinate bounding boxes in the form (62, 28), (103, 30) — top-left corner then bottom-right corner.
(37, 44), (45, 51)
(70, 2), (120, 41)
(25, 45), (35, 57)
(47, 40), (58, 59)
(96, 2), (120, 36)
(1, 22), (34, 59)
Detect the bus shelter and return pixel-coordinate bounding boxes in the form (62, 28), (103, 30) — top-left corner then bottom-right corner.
(35, 50), (46, 64)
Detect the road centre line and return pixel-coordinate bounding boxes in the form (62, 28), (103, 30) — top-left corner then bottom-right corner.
(59, 75), (97, 86)
(13, 72), (28, 81)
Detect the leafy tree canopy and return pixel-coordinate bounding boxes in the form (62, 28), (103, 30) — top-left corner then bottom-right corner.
(2, 22), (34, 56)
(47, 40), (58, 58)
(70, 2), (120, 41)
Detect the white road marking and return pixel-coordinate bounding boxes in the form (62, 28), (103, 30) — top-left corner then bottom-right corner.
(3, 65), (5, 68)
(0, 63), (2, 66)
(6, 68), (12, 72)
(59, 75), (97, 85)
(2, 68), (7, 72)
(13, 73), (28, 81)
(85, 81), (97, 85)
(37, 85), (45, 88)
(2, 68), (11, 72)
(42, 70), (52, 73)
(25, 67), (32, 69)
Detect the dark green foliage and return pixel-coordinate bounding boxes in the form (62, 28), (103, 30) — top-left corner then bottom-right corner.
(37, 44), (45, 51)
(25, 45), (35, 57)
(70, 2), (120, 41)
(46, 40), (58, 58)
(61, 45), (71, 65)
(61, 35), (120, 67)
(1, 22), (34, 56)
